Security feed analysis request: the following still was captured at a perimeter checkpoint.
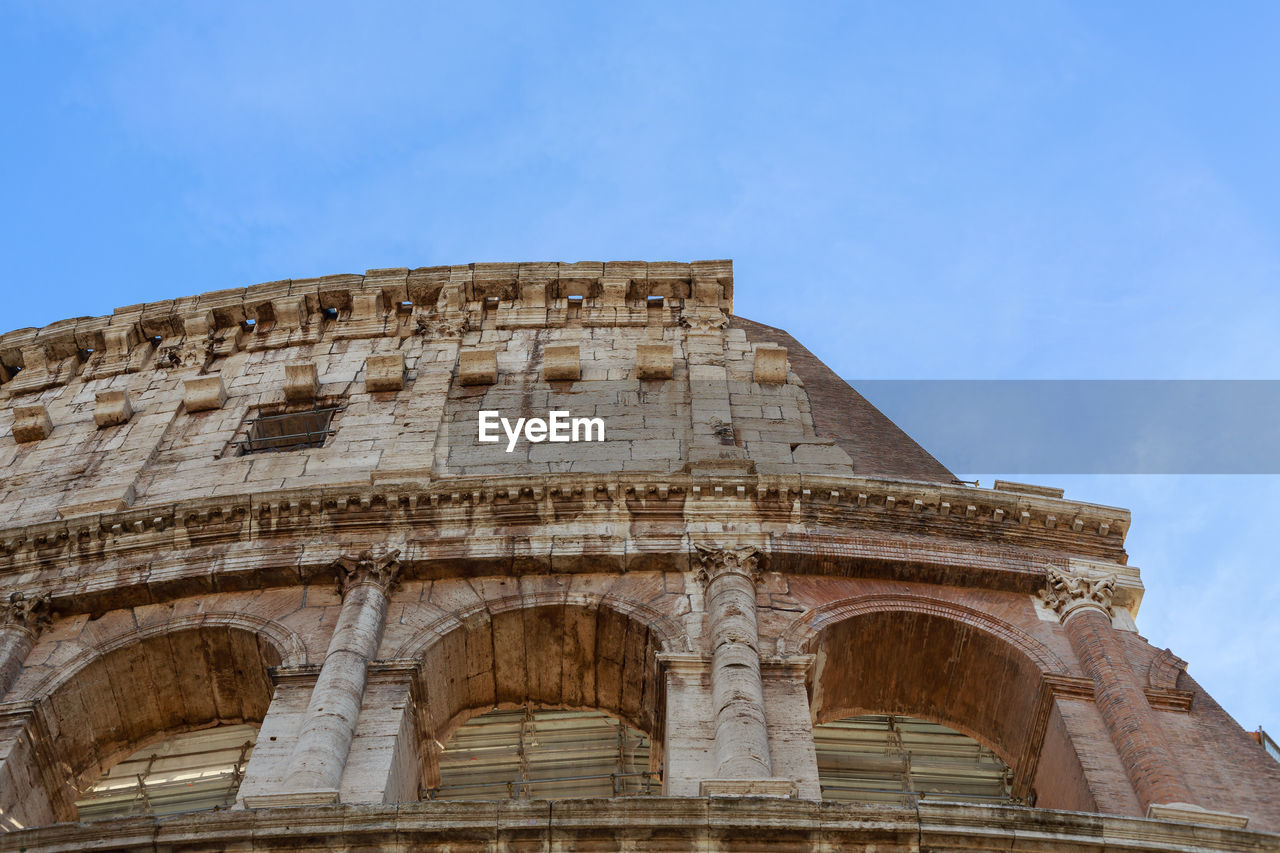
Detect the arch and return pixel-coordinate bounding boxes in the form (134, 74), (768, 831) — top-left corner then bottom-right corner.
(17, 611), (306, 702)
(408, 595), (673, 791)
(779, 594), (1068, 674)
(2, 622), (283, 826)
(786, 594), (1073, 808)
(393, 591), (689, 660)
(1147, 647), (1187, 692)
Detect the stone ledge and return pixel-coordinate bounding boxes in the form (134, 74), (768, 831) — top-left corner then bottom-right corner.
(243, 789), (340, 808)
(699, 778), (798, 797)
(1146, 802), (1250, 829)
(0, 799), (1273, 853)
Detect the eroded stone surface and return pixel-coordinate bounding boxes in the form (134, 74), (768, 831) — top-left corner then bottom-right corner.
(0, 260), (1276, 850)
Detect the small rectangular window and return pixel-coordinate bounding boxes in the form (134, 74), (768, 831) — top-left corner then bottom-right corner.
(235, 407), (337, 454)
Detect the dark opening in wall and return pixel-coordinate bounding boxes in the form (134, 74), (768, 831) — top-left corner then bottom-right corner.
(235, 406), (337, 455)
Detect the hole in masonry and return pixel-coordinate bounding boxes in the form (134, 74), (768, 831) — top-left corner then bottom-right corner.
(150, 335), (163, 346)
(322, 307), (339, 320)
(647, 295), (664, 307)
(236, 407), (338, 455)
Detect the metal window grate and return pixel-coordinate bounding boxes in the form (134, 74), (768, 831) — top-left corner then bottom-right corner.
(234, 406), (337, 454)
(814, 715), (1013, 806)
(75, 724), (257, 820)
(425, 707), (658, 801)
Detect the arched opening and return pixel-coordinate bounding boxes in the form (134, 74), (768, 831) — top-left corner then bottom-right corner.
(412, 600), (668, 796)
(426, 706), (657, 800)
(2, 624), (280, 825)
(814, 714), (1012, 805)
(74, 723), (257, 819)
(800, 597), (1077, 808)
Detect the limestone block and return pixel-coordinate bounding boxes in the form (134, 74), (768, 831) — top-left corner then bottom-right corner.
(273, 297), (308, 330)
(791, 442), (853, 466)
(102, 325), (138, 359)
(285, 362), (320, 403)
(183, 310), (216, 338)
(11, 404), (52, 443)
(352, 290), (384, 320)
(365, 353), (405, 392)
(601, 278), (628, 307)
(753, 346), (788, 384)
(1145, 802), (1250, 828)
(636, 344), (674, 380)
(94, 390), (134, 427)
(183, 375), (227, 412)
(543, 345), (580, 381)
(520, 280), (547, 308)
(459, 349), (498, 386)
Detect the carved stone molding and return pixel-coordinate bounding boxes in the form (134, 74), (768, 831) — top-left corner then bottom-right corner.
(334, 549), (402, 598)
(679, 310), (729, 333)
(693, 543), (762, 588)
(1041, 565), (1117, 622)
(0, 591), (51, 635)
(414, 312), (469, 339)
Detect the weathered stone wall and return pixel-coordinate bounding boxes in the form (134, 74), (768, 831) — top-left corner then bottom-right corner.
(0, 260), (1277, 850)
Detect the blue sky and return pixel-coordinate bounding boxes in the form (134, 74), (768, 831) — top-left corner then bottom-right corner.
(2, 3), (1277, 729)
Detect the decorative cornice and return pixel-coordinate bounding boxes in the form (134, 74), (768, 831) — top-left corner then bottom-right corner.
(0, 474), (1131, 572)
(0, 591), (51, 635)
(334, 549), (402, 598)
(1041, 565), (1117, 622)
(0, 474), (1139, 617)
(0, 261), (735, 389)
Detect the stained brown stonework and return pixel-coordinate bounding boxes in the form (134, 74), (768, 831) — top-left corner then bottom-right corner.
(0, 260), (1276, 851)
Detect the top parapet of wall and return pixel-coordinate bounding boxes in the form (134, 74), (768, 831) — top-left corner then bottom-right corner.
(0, 260), (734, 379)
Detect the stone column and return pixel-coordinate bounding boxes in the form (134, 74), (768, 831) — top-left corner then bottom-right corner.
(0, 592), (50, 699)
(694, 544), (796, 797)
(1043, 566), (1247, 827)
(277, 549), (400, 803)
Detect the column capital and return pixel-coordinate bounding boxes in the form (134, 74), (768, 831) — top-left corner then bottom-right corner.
(693, 543), (762, 587)
(334, 549), (402, 598)
(0, 592), (51, 637)
(1041, 564), (1117, 623)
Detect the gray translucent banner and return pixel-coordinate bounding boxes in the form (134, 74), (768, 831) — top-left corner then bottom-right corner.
(846, 380), (1280, 474)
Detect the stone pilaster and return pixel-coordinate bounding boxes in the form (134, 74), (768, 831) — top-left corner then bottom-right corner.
(271, 549), (400, 804)
(694, 544), (796, 797)
(339, 661), (420, 804)
(1044, 566), (1246, 827)
(657, 652), (716, 796)
(0, 592), (50, 699)
(761, 655), (821, 800)
(0, 701), (72, 829)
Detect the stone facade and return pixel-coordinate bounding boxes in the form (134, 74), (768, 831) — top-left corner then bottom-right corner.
(0, 260), (1276, 851)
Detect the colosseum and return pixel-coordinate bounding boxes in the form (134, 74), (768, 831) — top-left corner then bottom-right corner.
(0, 260), (1277, 851)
